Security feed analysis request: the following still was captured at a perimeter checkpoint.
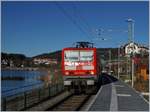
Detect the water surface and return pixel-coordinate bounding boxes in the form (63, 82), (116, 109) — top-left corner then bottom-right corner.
(1, 70), (46, 97)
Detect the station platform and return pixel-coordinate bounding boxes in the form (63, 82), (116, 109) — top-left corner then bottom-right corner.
(87, 75), (149, 111)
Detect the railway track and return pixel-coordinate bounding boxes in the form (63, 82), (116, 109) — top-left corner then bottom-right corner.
(47, 94), (91, 111)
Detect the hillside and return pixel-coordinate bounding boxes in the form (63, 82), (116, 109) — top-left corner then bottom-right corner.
(1, 48), (120, 68)
(33, 50), (62, 62)
(33, 48), (119, 61)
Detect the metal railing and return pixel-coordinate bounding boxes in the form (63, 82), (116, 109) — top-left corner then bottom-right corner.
(1, 83), (64, 111)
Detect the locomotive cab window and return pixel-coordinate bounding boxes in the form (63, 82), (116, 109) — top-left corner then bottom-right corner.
(80, 51), (93, 61)
(65, 51), (79, 62)
(64, 50), (94, 62)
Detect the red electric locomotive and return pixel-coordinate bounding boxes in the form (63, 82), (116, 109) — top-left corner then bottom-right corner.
(61, 42), (101, 93)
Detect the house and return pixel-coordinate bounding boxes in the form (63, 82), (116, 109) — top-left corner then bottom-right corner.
(2, 59), (8, 65)
(33, 58), (58, 65)
(123, 42), (148, 56)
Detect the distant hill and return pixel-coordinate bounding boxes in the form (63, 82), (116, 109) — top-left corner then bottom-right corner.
(1, 48), (120, 68)
(97, 48), (119, 60)
(33, 50), (62, 62)
(33, 48), (119, 61)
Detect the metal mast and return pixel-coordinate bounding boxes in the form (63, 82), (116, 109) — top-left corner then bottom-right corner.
(126, 18), (135, 87)
(127, 19), (134, 43)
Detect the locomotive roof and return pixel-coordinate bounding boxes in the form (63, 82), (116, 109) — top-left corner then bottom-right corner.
(63, 47), (97, 50)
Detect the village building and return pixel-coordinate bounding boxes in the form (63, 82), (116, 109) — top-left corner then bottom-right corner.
(33, 58), (58, 65)
(123, 42), (148, 56)
(107, 42), (149, 81)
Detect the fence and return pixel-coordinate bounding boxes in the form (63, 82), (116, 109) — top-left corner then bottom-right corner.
(1, 83), (64, 111)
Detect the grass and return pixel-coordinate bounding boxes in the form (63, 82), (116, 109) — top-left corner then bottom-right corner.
(38, 64), (63, 86)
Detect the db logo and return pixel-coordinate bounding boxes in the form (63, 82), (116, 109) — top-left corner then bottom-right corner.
(65, 61), (92, 66)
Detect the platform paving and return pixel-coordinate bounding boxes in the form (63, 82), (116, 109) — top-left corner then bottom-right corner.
(88, 75), (149, 111)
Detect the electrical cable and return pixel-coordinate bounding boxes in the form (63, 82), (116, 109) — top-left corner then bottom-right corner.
(55, 2), (92, 41)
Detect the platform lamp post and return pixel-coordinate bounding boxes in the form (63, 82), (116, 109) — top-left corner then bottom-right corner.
(117, 42), (125, 79)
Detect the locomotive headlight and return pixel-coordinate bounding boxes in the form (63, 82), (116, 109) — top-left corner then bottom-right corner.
(65, 72), (69, 75)
(90, 71), (94, 75)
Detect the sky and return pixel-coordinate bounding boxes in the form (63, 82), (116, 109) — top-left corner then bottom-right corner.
(1, 1), (149, 57)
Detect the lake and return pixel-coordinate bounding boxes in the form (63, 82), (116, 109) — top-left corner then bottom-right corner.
(1, 70), (47, 97)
